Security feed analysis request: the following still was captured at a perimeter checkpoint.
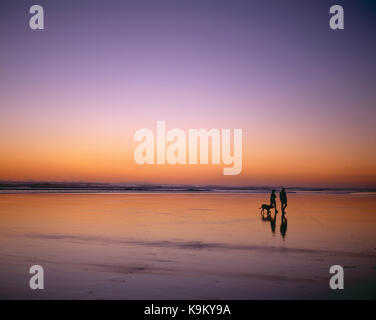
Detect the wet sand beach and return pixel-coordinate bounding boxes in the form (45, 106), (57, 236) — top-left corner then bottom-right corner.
(0, 193), (375, 299)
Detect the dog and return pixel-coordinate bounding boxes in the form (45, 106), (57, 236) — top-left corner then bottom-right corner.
(259, 203), (274, 216)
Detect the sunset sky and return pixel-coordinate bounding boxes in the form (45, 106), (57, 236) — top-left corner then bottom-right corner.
(1, 0), (375, 187)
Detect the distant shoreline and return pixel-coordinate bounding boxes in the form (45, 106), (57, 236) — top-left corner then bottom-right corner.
(0, 182), (375, 194)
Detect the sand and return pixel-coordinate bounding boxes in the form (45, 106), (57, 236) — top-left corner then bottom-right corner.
(0, 193), (375, 299)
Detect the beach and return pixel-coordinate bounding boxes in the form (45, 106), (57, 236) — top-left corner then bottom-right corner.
(0, 192), (375, 299)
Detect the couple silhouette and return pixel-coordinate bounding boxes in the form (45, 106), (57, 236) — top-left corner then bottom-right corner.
(270, 188), (288, 216)
(260, 188), (288, 238)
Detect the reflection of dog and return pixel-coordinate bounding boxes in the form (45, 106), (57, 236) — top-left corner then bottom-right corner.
(260, 204), (274, 215)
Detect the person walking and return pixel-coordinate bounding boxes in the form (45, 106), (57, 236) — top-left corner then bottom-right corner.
(270, 189), (278, 214)
(280, 187), (287, 215)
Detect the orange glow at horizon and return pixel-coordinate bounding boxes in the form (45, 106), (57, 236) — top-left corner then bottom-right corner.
(1, 0), (376, 189)
(1, 123), (375, 188)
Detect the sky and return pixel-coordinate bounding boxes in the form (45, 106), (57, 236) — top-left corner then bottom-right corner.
(0, 0), (376, 187)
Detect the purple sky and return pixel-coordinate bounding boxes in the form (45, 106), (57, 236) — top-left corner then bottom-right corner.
(1, 0), (375, 186)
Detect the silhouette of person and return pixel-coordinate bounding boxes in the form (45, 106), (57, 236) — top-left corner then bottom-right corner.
(280, 215), (287, 239)
(279, 187), (287, 215)
(270, 189), (278, 214)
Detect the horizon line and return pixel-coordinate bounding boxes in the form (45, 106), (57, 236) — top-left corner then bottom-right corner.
(0, 180), (376, 191)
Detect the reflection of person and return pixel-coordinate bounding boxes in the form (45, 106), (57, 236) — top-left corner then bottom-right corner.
(280, 215), (287, 239)
(270, 212), (277, 234)
(261, 211), (277, 235)
(270, 190), (278, 214)
(279, 187), (287, 215)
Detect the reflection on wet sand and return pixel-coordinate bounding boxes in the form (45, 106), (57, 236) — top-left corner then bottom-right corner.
(260, 208), (287, 239)
(0, 193), (375, 299)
